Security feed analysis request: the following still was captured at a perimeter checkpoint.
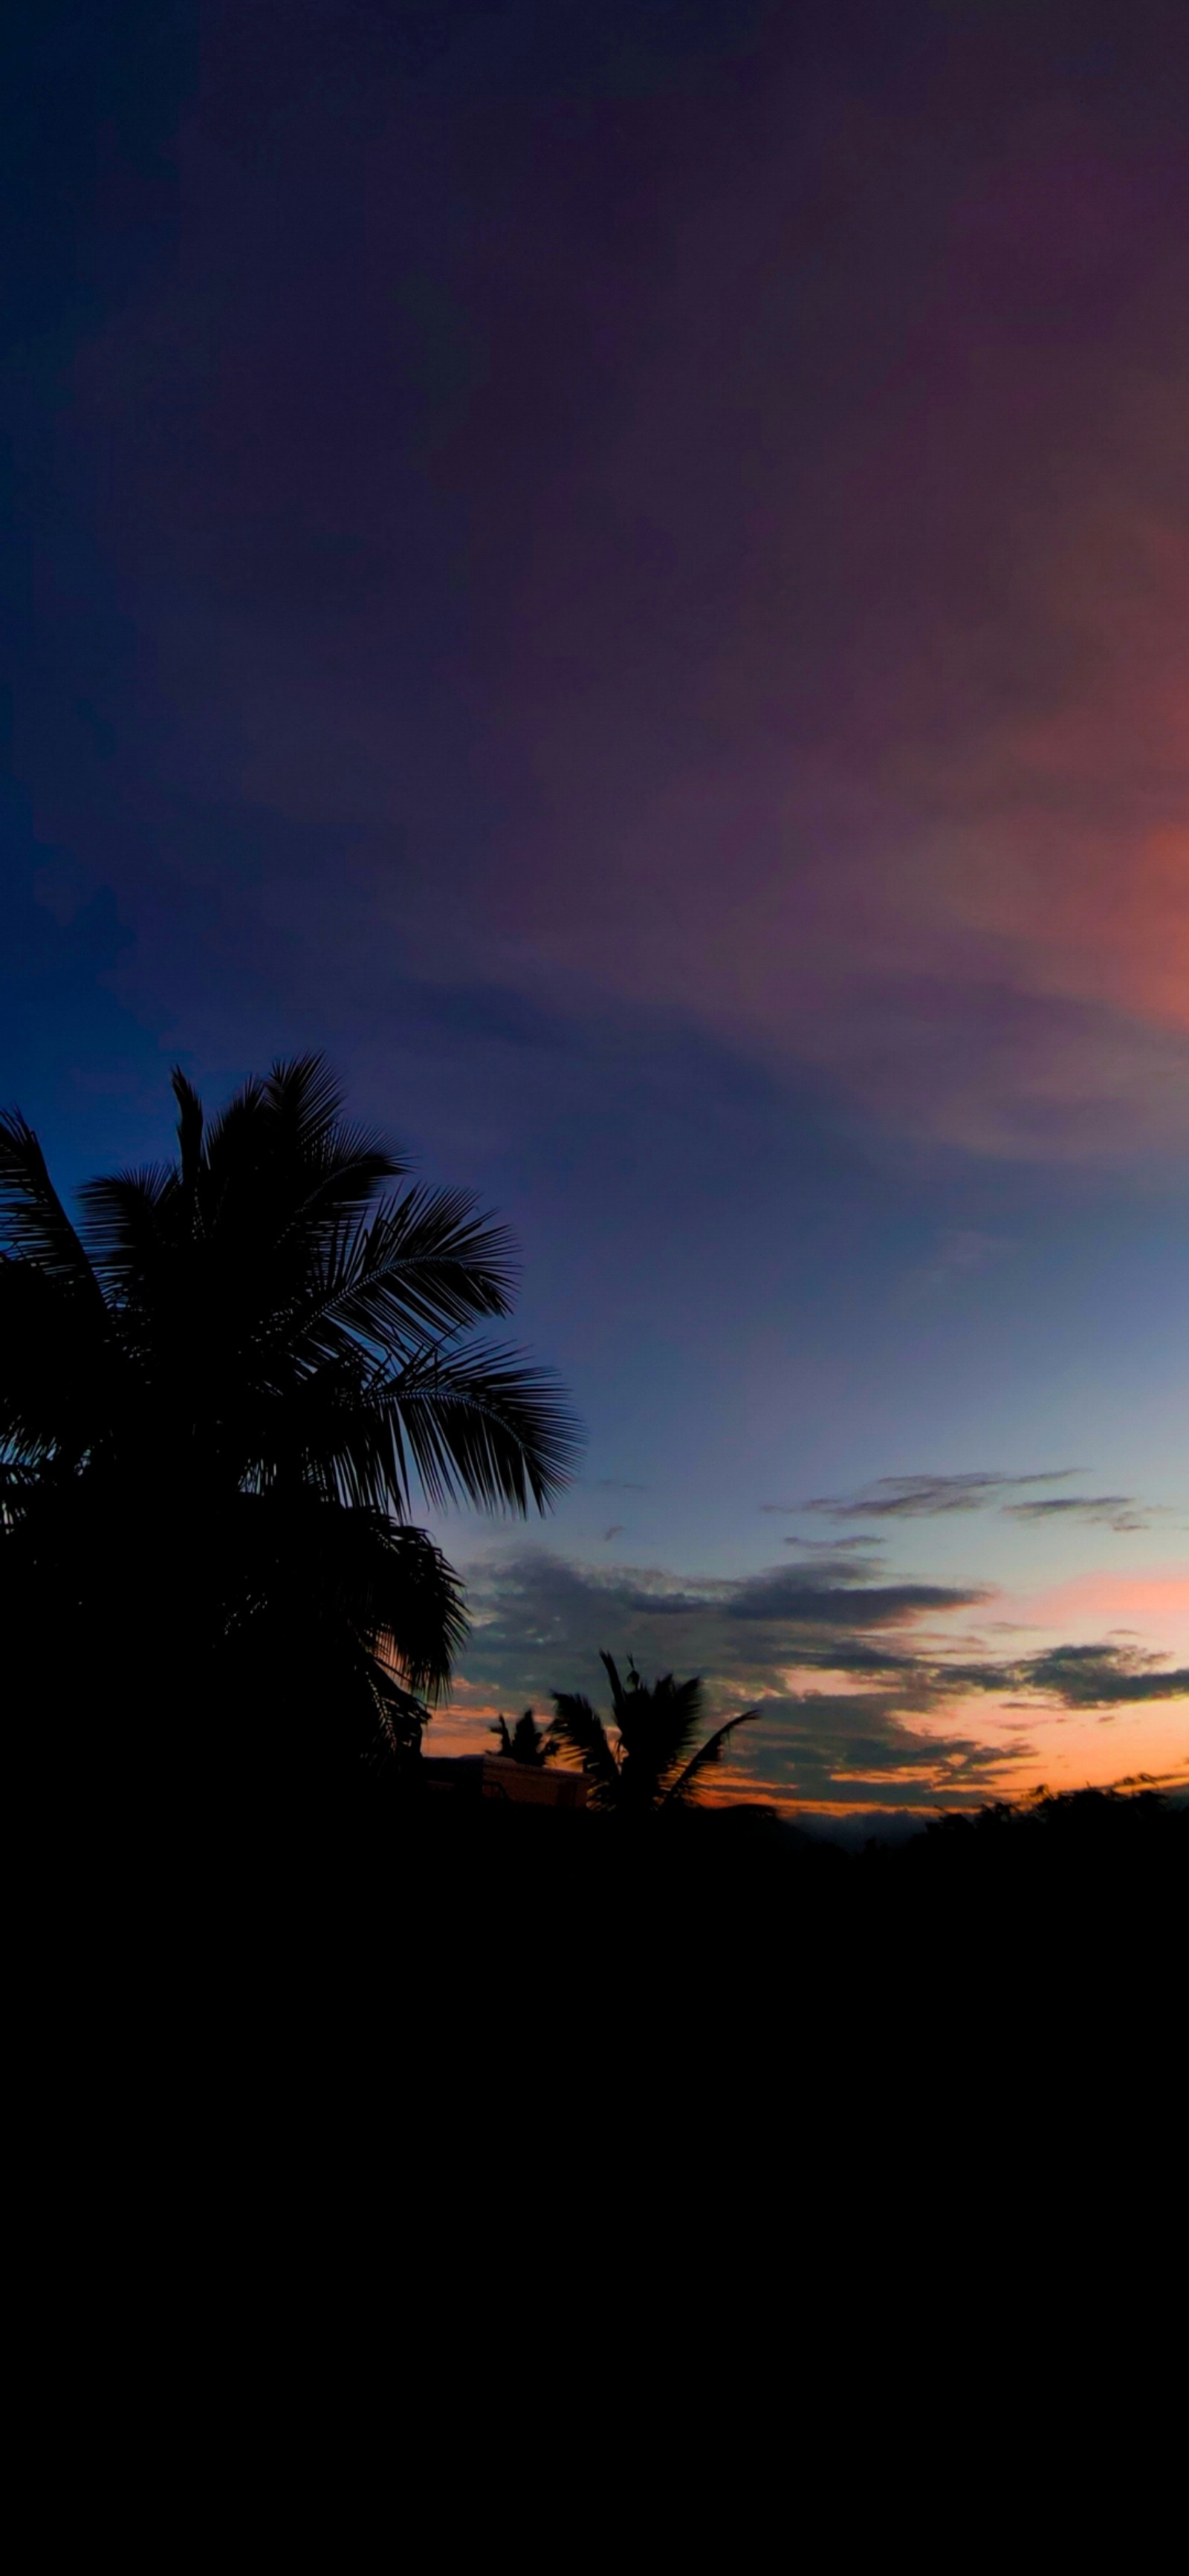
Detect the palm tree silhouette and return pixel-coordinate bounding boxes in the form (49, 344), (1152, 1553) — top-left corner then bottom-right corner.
(491, 1707), (553, 1765)
(0, 1055), (579, 1786)
(548, 1652), (757, 1814)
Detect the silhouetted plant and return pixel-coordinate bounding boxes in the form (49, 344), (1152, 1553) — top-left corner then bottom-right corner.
(548, 1652), (757, 1814)
(490, 1707), (552, 1765)
(0, 1054), (580, 1786)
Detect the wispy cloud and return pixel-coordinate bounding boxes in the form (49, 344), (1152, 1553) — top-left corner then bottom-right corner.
(1003, 1495), (1153, 1531)
(67, 5), (1189, 1174)
(902, 1229), (1015, 1301)
(794, 1470), (1078, 1520)
(777, 1473), (1167, 1533)
(771, 1529), (885, 1549)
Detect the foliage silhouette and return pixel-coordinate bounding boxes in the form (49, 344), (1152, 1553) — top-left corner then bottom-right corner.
(548, 1651), (757, 1814)
(911, 1782), (1188, 1869)
(0, 1054), (580, 1786)
(490, 1707), (553, 1765)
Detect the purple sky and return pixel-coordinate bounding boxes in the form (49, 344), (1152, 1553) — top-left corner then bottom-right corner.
(4, 1), (1187, 1810)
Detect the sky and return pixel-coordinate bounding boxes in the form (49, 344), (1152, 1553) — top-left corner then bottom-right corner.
(3, 0), (1187, 1817)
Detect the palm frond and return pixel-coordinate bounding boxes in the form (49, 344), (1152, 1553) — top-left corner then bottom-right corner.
(511, 1708), (548, 1764)
(262, 1053), (353, 1155)
(172, 1068), (205, 1196)
(548, 1691), (621, 1806)
(195, 1058), (406, 1269)
(272, 1189), (519, 1382)
(76, 1166), (180, 1286)
(227, 1494), (466, 1699)
(661, 1707), (759, 1807)
(198, 1054), (346, 1178)
(614, 1664), (704, 1768)
(0, 1455), (43, 1526)
(360, 1515), (467, 1696)
(199, 1071), (267, 1175)
(261, 1056), (409, 1224)
(256, 1373), (398, 1510)
(380, 1342), (581, 1513)
(0, 1253), (113, 1471)
(648, 1681), (707, 1782)
(201, 1065), (392, 1234)
(597, 1655), (708, 1794)
(599, 1651), (631, 1719)
(0, 1110), (103, 1298)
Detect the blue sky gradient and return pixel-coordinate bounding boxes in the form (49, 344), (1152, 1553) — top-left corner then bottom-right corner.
(4, 2), (1186, 1806)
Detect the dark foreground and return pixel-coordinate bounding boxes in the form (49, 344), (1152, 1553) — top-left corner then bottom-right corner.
(324, 1789), (1185, 2150)
(25, 1777), (1182, 2321)
(97, 1777), (1187, 1977)
(188, 1782), (1185, 2041)
(48, 1782), (1183, 2153)
(291, 1775), (1188, 1933)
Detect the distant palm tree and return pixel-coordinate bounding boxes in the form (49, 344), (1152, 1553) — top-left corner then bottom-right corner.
(548, 1652), (757, 1814)
(0, 1055), (579, 1786)
(490, 1707), (552, 1765)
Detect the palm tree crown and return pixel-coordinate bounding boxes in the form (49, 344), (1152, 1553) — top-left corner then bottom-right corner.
(0, 1055), (580, 1779)
(490, 1708), (552, 1765)
(548, 1652), (757, 1814)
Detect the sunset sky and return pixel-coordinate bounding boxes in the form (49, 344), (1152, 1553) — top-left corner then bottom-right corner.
(4, 0), (1187, 1817)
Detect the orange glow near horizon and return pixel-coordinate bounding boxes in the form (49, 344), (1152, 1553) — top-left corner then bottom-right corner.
(429, 1677), (1189, 1825)
(433, 1556), (1189, 1820)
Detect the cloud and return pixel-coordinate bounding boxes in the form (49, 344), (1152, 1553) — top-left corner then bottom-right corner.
(1003, 1496), (1153, 1531)
(949, 1641), (1189, 1707)
(62, 10), (1189, 1169)
(1011, 1644), (1189, 1708)
(459, 1548), (979, 1694)
(453, 1547), (1189, 1806)
(453, 1548), (1000, 1806)
(777, 1547), (890, 1582)
(453, 1556), (1000, 1803)
(758, 1514), (881, 1535)
(798, 1471), (1078, 1520)
(782, 1536), (885, 1557)
(731, 1692), (1023, 1809)
(797, 1475), (1166, 1532)
(722, 1569), (983, 1625)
